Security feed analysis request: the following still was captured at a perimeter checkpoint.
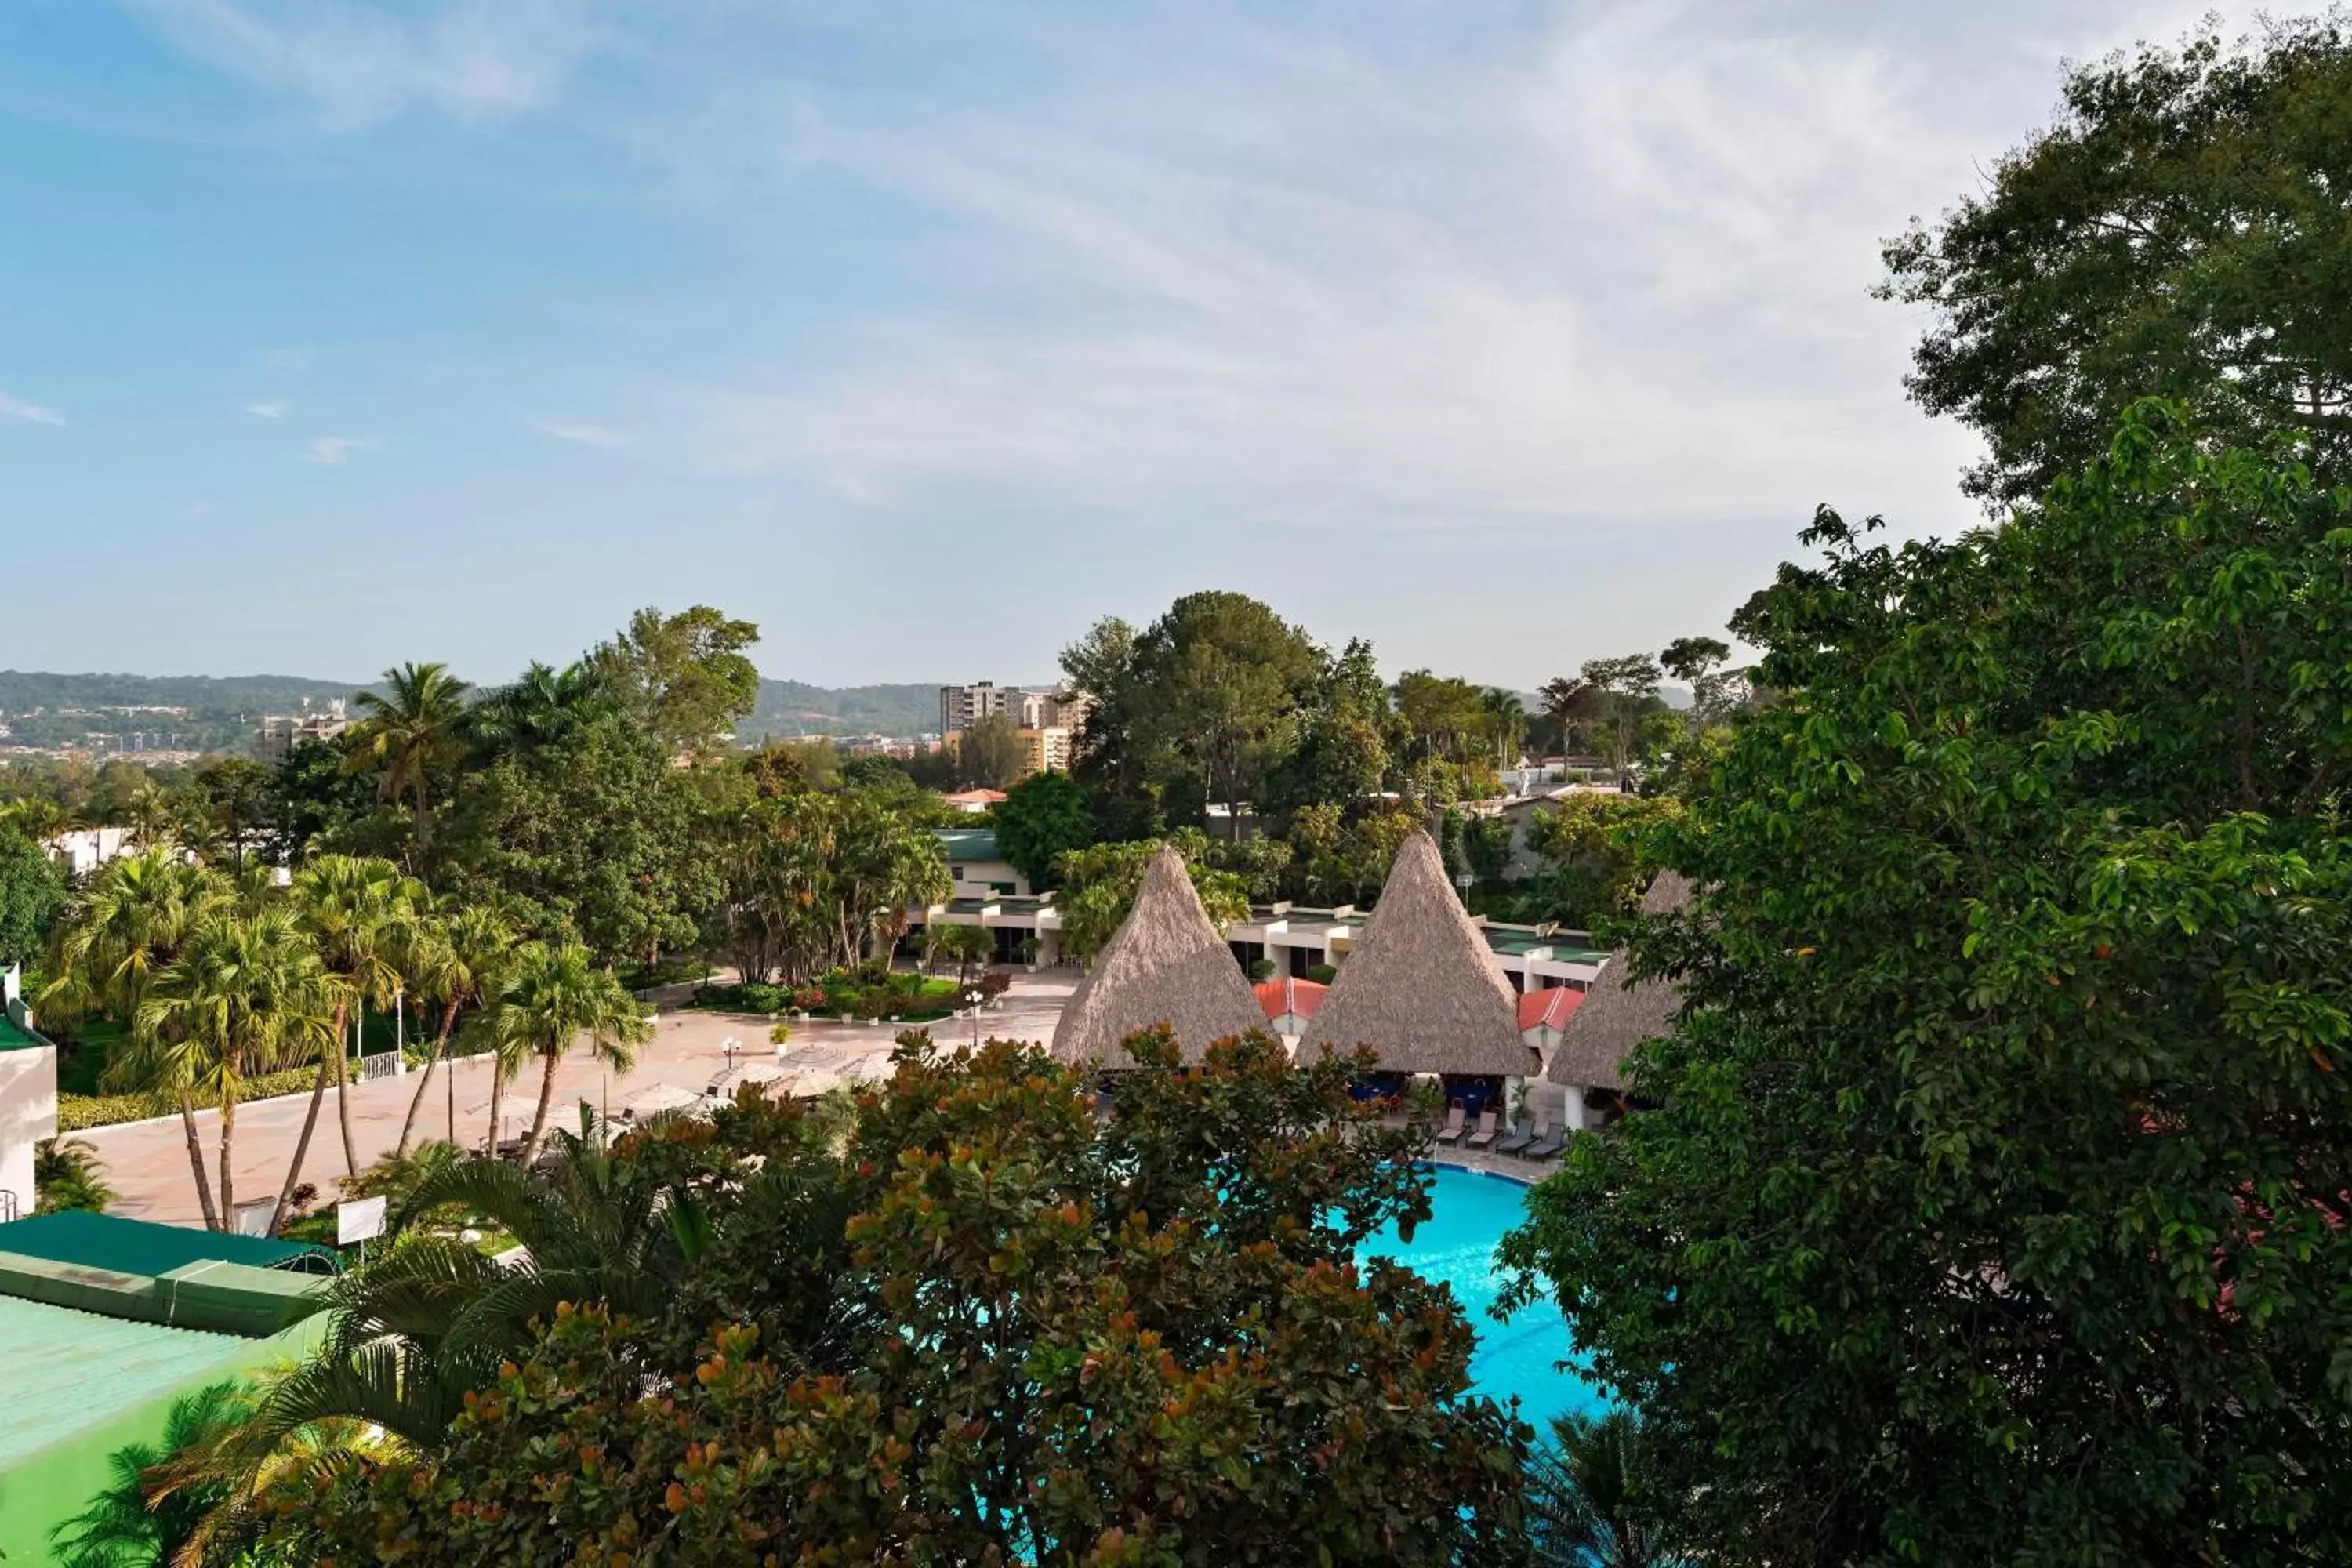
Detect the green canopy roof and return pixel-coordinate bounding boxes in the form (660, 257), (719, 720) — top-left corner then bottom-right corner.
(0, 1210), (339, 1277)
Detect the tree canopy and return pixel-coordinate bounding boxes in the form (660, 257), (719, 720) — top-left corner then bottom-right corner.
(268, 1030), (1531, 1565)
(1881, 20), (2352, 507)
(992, 770), (1094, 891)
(1501, 405), (2352, 1564)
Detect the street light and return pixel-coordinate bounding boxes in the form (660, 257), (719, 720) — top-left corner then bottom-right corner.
(965, 986), (985, 1049)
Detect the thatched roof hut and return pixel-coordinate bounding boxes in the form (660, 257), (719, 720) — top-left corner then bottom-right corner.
(1544, 869), (1693, 1091)
(1049, 846), (1265, 1069)
(1295, 832), (1534, 1077)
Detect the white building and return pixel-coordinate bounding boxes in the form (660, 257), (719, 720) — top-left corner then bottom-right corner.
(47, 825), (135, 877)
(0, 966), (57, 1222)
(254, 701), (347, 766)
(938, 683), (1014, 737)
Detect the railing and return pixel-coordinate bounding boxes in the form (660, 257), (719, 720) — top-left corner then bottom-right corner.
(0, 1189), (18, 1223)
(356, 1052), (403, 1083)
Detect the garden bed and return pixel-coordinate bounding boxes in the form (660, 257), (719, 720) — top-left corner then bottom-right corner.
(687, 970), (973, 1025)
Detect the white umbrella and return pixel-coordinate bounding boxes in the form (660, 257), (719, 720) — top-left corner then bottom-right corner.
(624, 1082), (702, 1116)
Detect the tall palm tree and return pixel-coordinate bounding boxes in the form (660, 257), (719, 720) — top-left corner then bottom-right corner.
(273, 856), (423, 1233)
(120, 779), (182, 851)
(490, 939), (652, 1166)
(1483, 688), (1529, 771)
(345, 661), (470, 866)
(1524, 1406), (1674, 1567)
(140, 906), (342, 1230)
(466, 659), (615, 754)
(238, 1121), (864, 1473)
(1539, 675), (1591, 757)
(42, 849), (228, 1229)
(392, 902), (515, 1159)
(48, 1382), (249, 1568)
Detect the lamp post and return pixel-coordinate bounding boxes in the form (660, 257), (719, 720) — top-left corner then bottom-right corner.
(965, 987), (984, 1050)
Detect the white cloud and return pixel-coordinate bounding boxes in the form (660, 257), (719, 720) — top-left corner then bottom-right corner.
(305, 435), (379, 465)
(132, 0), (611, 131)
(0, 392), (65, 426)
(527, 416), (622, 447)
(659, 2), (2010, 538)
(245, 400), (289, 419)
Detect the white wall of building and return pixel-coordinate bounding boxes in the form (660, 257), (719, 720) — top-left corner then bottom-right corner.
(0, 1044), (57, 1219)
(48, 825), (135, 877)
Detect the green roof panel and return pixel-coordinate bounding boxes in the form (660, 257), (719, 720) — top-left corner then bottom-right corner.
(0, 1294), (252, 1468)
(0, 1210), (339, 1277)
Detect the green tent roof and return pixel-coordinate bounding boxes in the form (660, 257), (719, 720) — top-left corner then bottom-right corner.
(0, 1210), (339, 1277)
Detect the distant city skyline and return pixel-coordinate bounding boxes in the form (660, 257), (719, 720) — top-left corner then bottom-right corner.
(0, 1), (2231, 685)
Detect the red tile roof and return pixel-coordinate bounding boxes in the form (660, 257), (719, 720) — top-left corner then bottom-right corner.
(1517, 985), (1585, 1033)
(1254, 977), (1328, 1022)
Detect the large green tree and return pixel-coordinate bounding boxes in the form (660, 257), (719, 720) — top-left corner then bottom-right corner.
(1065, 593), (1326, 834)
(445, 714), (723, 970)
(955, 710), (1028, 789)
(1054, 832), (1251, 961)
(346, 662), (473, 868)
(991, 769), (1094, 890)
(138, 905), (340, 1236)
(590, 604), (760, 757)
(0, 819), (64, 967)
(1500, 407), (2352, 1564)
(1881, 20), (2352, 508)
(41, 848), (230, 1229)
(268, 1030), (1530, 1565)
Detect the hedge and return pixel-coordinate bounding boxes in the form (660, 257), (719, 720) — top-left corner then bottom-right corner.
(56, 1060), (362, 1133)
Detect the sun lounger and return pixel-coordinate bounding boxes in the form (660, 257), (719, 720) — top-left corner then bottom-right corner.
(1432, 1104), (1467, 1145)
(1494, 1119), (1541, 1156)
(1464, 1109), (1502, 1150)
(1523, 1127), (1568, 1161)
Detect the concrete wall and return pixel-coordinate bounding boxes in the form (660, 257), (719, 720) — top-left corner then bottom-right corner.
(0, 1044), (57, 1220)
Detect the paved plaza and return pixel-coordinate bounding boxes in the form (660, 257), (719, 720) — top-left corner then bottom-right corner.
(82, 970), (1080, 1227)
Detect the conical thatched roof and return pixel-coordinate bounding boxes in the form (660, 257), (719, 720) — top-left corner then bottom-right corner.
(1295, 832), (1534, 1076)
(1545, 869), (1692, 1091)
(1049, 846), (1265, 1069)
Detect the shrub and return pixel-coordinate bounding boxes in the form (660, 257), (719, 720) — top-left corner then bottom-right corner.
(1306, 963), (1338, 985)
(55, 1062), (354, 1132)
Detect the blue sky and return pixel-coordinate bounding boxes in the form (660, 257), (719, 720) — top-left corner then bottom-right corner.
(0, 0), (2226, 688)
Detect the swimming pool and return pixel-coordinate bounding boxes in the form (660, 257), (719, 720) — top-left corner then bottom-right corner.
(1356, 1163), (1610, 1432)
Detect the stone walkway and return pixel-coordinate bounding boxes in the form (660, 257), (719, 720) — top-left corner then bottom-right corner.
(81, 970), (1080, 1227)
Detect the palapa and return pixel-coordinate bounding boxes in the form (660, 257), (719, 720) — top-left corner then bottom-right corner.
(1544, 869), (1693, 1091)
(1295, 831), (1534, 1077)
(1048, 845), (1265, 1069)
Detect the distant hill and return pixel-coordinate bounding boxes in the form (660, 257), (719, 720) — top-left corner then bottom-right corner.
(0, 670), (366, 713)
(745, 681), (940, 739)
(0, 670), (948, 751)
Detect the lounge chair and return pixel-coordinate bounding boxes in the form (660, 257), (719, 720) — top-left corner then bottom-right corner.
(1523, 1127), (1569, 1162)
(1464, 1109), (1502, 1150)
(1432, 1103), (1467, 1145)
(1494, 1118), (1541, 1156)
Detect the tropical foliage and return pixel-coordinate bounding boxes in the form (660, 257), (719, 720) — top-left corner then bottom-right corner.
(263, 1029), (1530, 1565)
(1501, 407), (2352, 1563)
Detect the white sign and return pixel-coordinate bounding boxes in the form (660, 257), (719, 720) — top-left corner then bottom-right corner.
(230, 1199), (275, 1238)
(338, 1196), (388, 1247)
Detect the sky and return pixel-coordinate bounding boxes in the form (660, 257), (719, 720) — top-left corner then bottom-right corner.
(0, 0), (2238, 688)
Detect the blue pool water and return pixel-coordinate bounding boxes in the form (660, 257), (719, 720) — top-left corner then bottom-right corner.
(1356, 1164), (1610, 1432)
